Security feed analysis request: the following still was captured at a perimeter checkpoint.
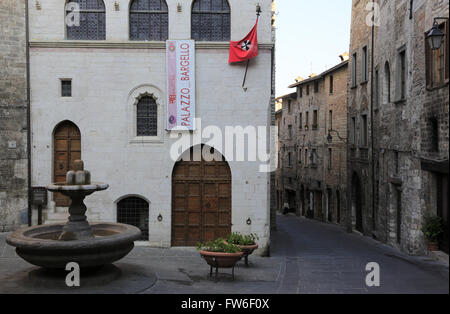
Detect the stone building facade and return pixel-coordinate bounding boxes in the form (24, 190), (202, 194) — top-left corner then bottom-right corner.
(275, 92), (297, 214)
(0, 0), (29, 232)
(348, 0), (449, 255)
(276, 56), (348, 227)
(347, 0), (376, 238)
(27, 0), (275, 254)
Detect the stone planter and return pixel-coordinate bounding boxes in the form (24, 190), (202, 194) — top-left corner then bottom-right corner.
(199, 251), (244, 280)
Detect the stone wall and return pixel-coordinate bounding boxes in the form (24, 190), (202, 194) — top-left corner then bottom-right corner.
(0, 0), (29, 232)
(28, 0), (274, 253)
(349, 0), (449, 255)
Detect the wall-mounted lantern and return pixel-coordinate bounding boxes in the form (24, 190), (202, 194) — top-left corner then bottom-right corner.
(35, 1), (41, 10)
(177, 3), (182, 13)
(246, 218), (252, 226)
(114, 2), (120, 11)
(327, 129), (348, 144)
(427, 18), (448, 50)
(157, 214), (163, 222)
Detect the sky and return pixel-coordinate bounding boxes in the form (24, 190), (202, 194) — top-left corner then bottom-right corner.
(275, 0), (352, 97)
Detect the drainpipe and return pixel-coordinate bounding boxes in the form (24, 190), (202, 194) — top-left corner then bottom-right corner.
(370, 2), (376, 232)
(25, 0), (32, 226)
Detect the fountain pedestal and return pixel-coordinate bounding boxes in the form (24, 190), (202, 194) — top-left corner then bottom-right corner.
(47, 185), (107, 241)
(6, 160), (141, 269)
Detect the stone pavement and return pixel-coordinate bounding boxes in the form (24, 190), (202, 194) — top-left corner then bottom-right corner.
(0, 214), (448, 294)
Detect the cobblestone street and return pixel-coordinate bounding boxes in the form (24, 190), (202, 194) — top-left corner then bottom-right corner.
(0, 214), (448, 294)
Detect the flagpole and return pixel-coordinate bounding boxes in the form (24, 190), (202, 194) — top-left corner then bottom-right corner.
(242, 5), (261, 92)
(242, 59), (250, 92)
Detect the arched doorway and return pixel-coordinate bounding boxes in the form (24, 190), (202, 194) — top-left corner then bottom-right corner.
(352, 173), (363, 233)
(172, 145), (232, 247)
(117, 197), (149, 241)
(53, 121), (81, 207)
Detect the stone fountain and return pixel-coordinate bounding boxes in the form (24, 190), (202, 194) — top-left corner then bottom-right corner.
(7, 160), (141, 269)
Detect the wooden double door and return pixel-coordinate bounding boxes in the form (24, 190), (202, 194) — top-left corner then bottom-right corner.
(172, 154), (232, 247)
(53, 121), (81, 207)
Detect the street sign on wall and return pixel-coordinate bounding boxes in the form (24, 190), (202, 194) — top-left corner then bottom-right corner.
(166, 40), (196, 131)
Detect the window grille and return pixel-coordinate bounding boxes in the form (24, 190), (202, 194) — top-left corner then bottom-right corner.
(66, 0), (106, 40)
(61, 80), (72, 97)
(117, 197), (149, 241)
(137, 96), (158, 137)
(130, 0), (169, 41)
(192, 0), (230, 42)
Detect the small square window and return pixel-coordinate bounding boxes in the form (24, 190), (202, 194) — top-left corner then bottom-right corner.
(61, 80), (72, 97)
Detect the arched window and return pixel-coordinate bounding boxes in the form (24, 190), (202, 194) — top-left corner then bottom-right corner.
(117, 197), (149, 241)
(66, 0), (106, 40)
(191, 0), (230, 42)
(130, 0), (169, 41)
(137, 96), (158, 136)
(383, 62), (391, 104)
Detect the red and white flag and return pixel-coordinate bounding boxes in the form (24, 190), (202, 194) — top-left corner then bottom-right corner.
(229, 20), (259, 63)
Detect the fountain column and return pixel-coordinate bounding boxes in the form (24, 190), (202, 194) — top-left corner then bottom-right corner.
(57, 160), (96, 241)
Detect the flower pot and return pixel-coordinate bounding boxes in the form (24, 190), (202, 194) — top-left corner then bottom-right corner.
(428, 241), (439, 252)
(199, 251), (244, 268)
(237, 243), (258, 256)
(224, 241), (258, 267)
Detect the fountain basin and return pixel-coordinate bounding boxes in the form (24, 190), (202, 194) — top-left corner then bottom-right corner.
(6, 223), (141, 269)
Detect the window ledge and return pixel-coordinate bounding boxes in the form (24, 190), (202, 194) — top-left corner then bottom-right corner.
(394, 99), (406, 105)
(130, 136), (164, 144)
(30, 41), (275, 49)
(360, 80), (369, 86)
(426, 82), (449, 91)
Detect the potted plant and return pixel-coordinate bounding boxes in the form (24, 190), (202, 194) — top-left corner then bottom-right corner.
(421, 216), (443, 251)
(197, 238), (243, 279)
(226, 233), (259, 267)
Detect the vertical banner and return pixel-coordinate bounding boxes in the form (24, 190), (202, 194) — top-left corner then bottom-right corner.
(166, 40), (196, 131)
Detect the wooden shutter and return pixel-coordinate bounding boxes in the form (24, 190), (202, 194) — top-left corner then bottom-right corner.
(425, 31), (432, 88)
(446, 21), (449, 81)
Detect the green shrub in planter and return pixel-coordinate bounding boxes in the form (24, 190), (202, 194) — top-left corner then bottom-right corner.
(421, 216), (444, 242)
(227, 233), (259, 246)
(196, 238), (241, 253)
